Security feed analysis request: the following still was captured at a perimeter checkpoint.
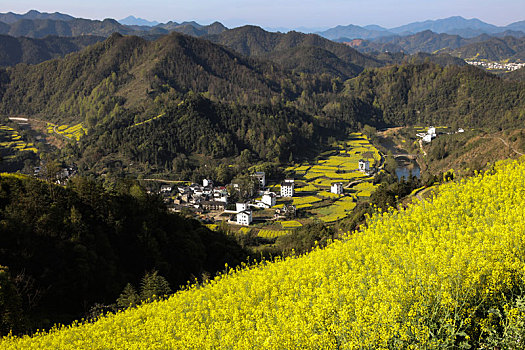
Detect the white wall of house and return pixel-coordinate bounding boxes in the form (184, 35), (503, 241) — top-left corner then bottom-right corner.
(331, 183), (343, 195)
(253, 172), (266, 187)
(262, 193), (276, 207)
(236, 202), (249, 212)
(358, 160), (370, 172)
(281, 184), (294, 197)
(236, 211), (252, 225)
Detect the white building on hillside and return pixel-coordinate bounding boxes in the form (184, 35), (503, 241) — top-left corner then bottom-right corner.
(422, 134), (432, 143)
(358, 159), (370, 173)
(252, 172), (266, 188)
(281, 179), (295, 197)
(262, 192), (276, 207)
(331, 182), (343, 195)
(236, 210), (252, 225)
(160, 185), (173, 193)
(236, 202), (249, 212)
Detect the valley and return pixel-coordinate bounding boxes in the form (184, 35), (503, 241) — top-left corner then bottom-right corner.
(0, 8), (524, 348)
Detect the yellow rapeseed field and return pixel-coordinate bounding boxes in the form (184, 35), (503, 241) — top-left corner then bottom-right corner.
(5, 159), (525, 348)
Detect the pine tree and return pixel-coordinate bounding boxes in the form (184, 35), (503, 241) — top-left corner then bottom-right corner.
(140, 271), (172, 301)
(116, 283), (140, 309)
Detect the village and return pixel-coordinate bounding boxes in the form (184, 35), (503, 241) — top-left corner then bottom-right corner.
(156, 157), (375, 228)
(466, 60), (525, 71)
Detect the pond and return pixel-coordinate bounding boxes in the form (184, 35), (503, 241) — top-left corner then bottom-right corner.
(395, 157), (421, 181)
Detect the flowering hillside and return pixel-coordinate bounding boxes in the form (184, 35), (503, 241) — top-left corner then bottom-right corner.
(4, 159), (525, 348)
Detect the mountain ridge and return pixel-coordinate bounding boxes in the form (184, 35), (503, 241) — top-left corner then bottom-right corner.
(317, 16), (525, 41)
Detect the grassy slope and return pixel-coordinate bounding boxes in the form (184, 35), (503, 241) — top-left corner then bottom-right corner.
(3, 159), (525, 348)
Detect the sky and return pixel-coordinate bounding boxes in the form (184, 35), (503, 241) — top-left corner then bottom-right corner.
(1, 0), (524, 30)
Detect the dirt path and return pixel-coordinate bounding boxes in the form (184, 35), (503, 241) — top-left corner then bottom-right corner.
(481, 136), (524, 157)
(141, 178), (188, 184)
(418, 139), (427, 156)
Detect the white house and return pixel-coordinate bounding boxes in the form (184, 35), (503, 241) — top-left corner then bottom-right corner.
(458, 128), (464, 133)
(281, 179), (295, 197)
(427, 126), (436, 137)
(203, 179), (213, 187)
(262, 192), (276, 207)
(214, 193), (228, 203)
(331, 182), (343, 195)
(422, 134), (432, 143)
(358, 159), (370, 173)
(236, 202), (249, 212)
(252, 172), (266, 187)
(160, 185), (172, 193)
(236, 210), (252, 225)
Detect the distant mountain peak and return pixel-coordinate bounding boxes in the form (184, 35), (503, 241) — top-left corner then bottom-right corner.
(118, 15), (160, 27)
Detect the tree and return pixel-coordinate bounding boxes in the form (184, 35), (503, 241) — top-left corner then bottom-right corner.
(140, 271), (172, 301)
(116, 283), (140, 309)
(362, 124), (377, 139)
(0, 266), (24, 335)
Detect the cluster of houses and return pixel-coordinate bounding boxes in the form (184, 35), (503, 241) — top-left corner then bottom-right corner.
(157, 171), (303, 226)
(466, 60), (525, 72)
(159, 161), (369, 226)
(417, 126), (465, 144)
(34, 165), (77, 184)
(160, 179), (229, 212)
(416, 126), (437, 143)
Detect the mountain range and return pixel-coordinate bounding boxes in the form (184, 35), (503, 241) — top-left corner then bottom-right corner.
(317, 16), (525, 40)
(0, 10), (74, 24)
(0, 11), (227, 39)
(340, 30), (525, 61)
(1, 11), (522, 41)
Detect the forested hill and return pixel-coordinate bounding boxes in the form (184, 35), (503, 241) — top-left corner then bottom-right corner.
(0, 173), (248, 334)
(505, 67), (525, 82)
(342, 63), (525, 128)
(345, 30), (474, 54)
(0, 32), (523, 178)
(0, 32), (337, 176)
(0, 34), (105, 66)
(0, 32), (299, 122)
(450, 36), (525, 61)
(206, 25), (382, 78)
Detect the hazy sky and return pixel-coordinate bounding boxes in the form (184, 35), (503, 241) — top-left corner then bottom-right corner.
(2, 0), (524, 29)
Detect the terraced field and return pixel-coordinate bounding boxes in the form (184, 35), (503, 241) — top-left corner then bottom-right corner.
(284, 133), (381, 222)
(46, 122), (87, 141)
(0, 124), (38, 154)
(257, 229), (291, 238)
(279, 221), (303, 229)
